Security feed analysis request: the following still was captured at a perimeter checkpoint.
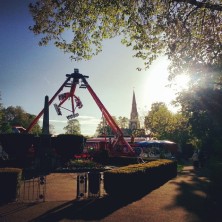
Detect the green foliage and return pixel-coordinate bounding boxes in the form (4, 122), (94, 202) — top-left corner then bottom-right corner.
(144, 102), (190, 146)
(106, 159), (175, 174)
(177, 164), (184, 173)
(27, 1), (222, 156)
(96, 115), (133, 136)
(67, 159), (102, 169)
(117, 116), (129, 129)
(132, 128), (146, 137)
(29, 0), (222, 77)
(0, 105), (41, 135)
(176, 84), (222, 150)
(104, 159), (177, 196)
(63, 119), (81, 135)
(0, 92), (3, 131)
(95, 116), (117, 136)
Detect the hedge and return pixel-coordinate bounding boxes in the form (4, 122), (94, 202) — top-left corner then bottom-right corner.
(0, 134), (86, 167)
(52, 134), (85, 162)
(103, 159), (177, 197)
(0, 168), (22, 203)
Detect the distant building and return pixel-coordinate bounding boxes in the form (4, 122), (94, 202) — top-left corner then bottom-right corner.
(129, 91), (140, 131)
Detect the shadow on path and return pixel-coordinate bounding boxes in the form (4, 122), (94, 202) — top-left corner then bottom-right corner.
(2, 165), (221, 222)
(165, 166), (220, 222)
(30, 190), (156, 221)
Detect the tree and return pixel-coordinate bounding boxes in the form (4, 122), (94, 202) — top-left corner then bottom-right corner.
(145, 102), (172, 139)
(144, 102), (190, 145)
(29, 0), (222, 76)
(0, 106), (41, 134)
(95, 115), (135, 136)
(95, 116), (118, 136)
(63, 119), (81, 135)
(49, 123), (56, 135)
(117, 116), (129, 129)
(0, 92), (3, 132)
(173, 62), (222, 142)
(116, 116), (132, 136)
(176, 85), (222, 150)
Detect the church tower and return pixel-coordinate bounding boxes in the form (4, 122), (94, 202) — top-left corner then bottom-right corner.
(129, 91), (140, 130)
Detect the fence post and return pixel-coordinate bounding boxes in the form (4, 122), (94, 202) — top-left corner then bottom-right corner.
(88, 171), (101, 198)
(77, 173), (87, 199)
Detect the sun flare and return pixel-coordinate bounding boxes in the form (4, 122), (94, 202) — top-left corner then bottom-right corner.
(172, 74), (190, 91)
(141, 57), (190, 111)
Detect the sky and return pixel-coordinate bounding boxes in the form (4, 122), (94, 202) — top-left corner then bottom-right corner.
(0, 0), (186, 136)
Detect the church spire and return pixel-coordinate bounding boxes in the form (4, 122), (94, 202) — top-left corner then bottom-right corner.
(129, 90), (140, 130)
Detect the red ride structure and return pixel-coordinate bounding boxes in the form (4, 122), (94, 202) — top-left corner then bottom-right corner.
(25, 69), (136, 157)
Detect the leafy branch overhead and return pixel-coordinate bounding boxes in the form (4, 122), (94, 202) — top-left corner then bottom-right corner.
(29, 0), (222, 76)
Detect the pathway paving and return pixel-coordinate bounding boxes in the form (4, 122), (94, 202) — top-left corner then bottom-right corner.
(0, 165), (221, 222)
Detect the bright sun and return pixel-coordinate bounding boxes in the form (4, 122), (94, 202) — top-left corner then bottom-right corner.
(141, 57), (190, 111)
(172, 74), (190, 91)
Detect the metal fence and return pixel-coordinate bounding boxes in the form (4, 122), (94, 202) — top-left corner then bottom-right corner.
(18, 175), (46, 202)
(18, 172), (106, 203)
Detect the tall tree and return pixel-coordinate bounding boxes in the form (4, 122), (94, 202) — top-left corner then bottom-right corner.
(0, 106), (41, 134)
(176, 85), (222, 149)
(49, 123), (56, 135)
(144, 102), (190, 145)
(95, 116), (118, 136)
(117, 116), (129, 129)
(173, 62), (222, 150)
(29, 0), (222, 77)
(144, 102), (173, 139)
(63, 119), (81, 135)
(0, 92), (3, 132)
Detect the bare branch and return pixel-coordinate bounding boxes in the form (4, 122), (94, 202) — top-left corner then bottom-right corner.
(175, 0), (222, 11)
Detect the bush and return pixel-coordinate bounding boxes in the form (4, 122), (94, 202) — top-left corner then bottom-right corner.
(67, 159), (103, 169)
(0, 168), (22, 203)
(104, 159), (177, 197)
(0, 134), (34, 167)
(53, 134), (85, 163)
(208, 158), (222, 204)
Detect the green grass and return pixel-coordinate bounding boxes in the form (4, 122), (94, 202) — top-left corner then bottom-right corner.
(67, 159), (103, 169)
(177, 164), (184, 173)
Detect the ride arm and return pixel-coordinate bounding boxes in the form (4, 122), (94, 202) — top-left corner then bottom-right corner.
(81, 77), (135, 156)
(25, 75), (72, 133)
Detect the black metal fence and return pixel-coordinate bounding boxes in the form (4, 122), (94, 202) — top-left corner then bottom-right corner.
(18, 172), (105, 203)
(18, 175), (46, 202)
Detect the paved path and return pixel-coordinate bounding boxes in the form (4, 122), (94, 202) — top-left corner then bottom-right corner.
(0, 165), (221, 222)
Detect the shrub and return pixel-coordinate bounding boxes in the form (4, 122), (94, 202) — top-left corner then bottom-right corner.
(0, 134), (34, 167)
(53, 134), (85, 163)
(104, 159), (177, 197)
(208, 158), (222, 205)
(67, 159), (102, 169)
(0, 168), (22, 203)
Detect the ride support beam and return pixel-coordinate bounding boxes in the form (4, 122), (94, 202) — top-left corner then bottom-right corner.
(83, 78), (135, 156)
(25, 75), (72, 133)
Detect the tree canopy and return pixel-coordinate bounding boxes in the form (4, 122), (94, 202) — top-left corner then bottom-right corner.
(144, 102), (190, 145)
(95, 116), (131, 136)
(176, 84), (222, 147)
(63, 119), (81, 134)
(29, 0), (222, 76)
(0, 105), (41, 134)
(96, 116), (118, 136)
(0, 93), (3, 132)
